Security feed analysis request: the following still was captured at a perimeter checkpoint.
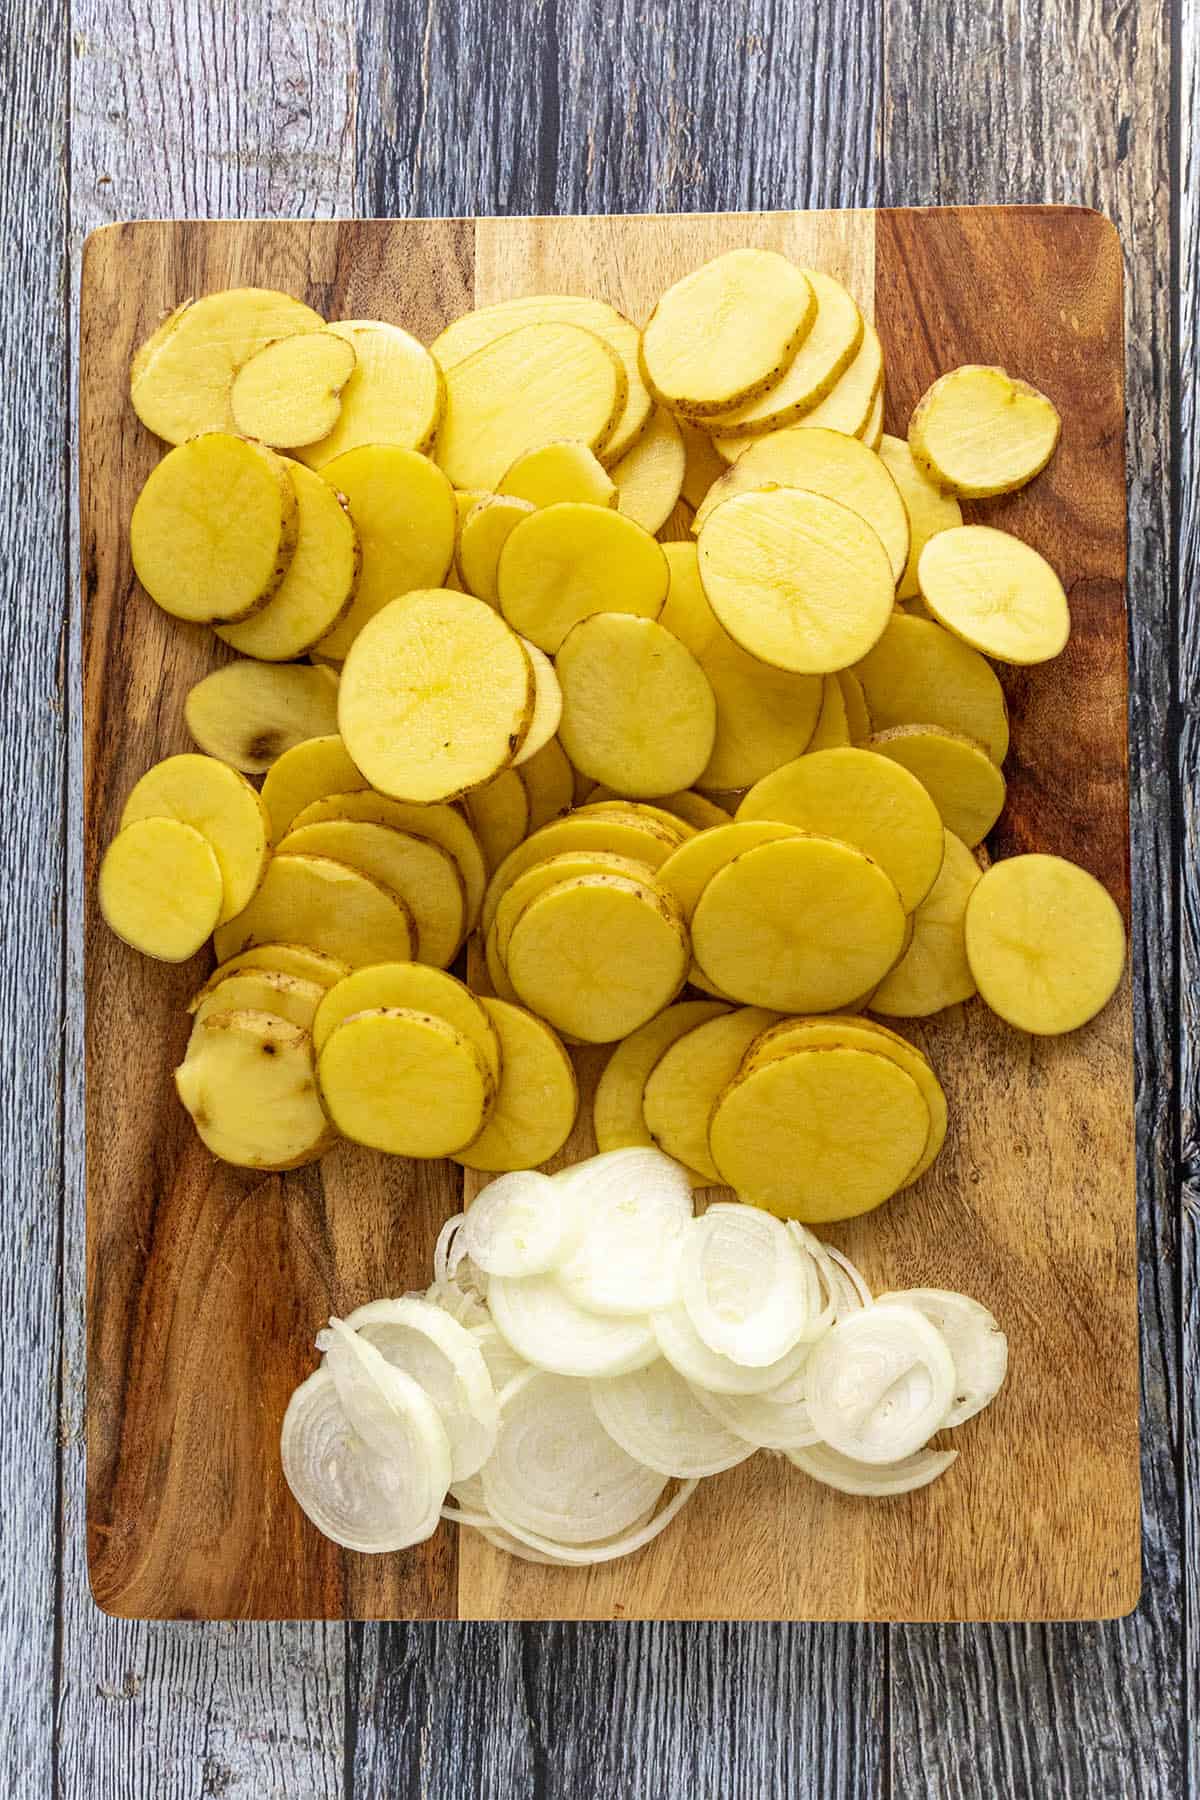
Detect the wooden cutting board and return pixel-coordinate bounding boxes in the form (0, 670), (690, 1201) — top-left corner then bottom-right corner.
(80, 207), (1135, 1623)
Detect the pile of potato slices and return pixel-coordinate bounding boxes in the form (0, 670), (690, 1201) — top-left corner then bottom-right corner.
(100, 246), (1127, 1222)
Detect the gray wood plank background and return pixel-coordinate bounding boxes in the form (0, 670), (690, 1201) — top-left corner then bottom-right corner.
(0, 0), (1184, 1790)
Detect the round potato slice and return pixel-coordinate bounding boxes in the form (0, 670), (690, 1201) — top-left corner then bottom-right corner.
(504, 873), (690, 1043)
(838, 670), (872, 745)
(494, 851), (658, 965)
(807, 673), (852, 750)
(792, 320), (883, 438)
(878, 433), (963, 601)
(100, 817), (223, 962)
(859, 382), (885, 451)
(510, 640), (562, 768)
(197, 943), (351, 994)
(483, 921), (521, 1003)
(697, 488), (894, 673)
(290, 790), (487, 931)
(516, 738), (575, 833)
(642, 1006), (777, 1184)
(464, 769), (531, 875)
(481, 813), (680, 939)
(458, 495), (536, 605)
(120, 752), (270, 923)
(313, 965), (500, 1080)
(230, 330), (357, 447)
(498, 440), (616, 510)
(918, 524), (1071, 664)
(260, 735), (366, 842)
(131, 434), (298, 624)
(497, 503), (668, 654)
(185, 662), (341, 776)
(218, 463), (361, 661)
(279, 819), (466, 967)
(908, 364), (1061, 497)
(568, 801), (691, 842)
(608, 408), (686, 535)
(872, 831), (982, 1018)
(640, 249), (816, 417)
(176, 1009), (334, 1169)
(189, 968), (325, 1037)
(853, 612), (1010, 765)
(691, 835), (907, 1011)
(656, 820), (803, 922)
(212, 852), (416, 968)
(709, 1047), (929, 1221)
(453, 997), (579, 1173)
(556, 613), (716, 798)
(651, 791), (732, 830)
(870, 725), (1006, 847)
(318, 1007), (493, 1156)
(705, 270), (863, 438)
(593, 999), (731, 1168)
(296, 321), (444, 466)
(339, 590), (534, 802)
(738, 747), (945, 912)
(964, 853), (1126, 1034)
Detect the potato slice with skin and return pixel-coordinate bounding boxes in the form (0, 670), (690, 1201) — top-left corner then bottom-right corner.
(497, 503), (668, 654)
(291, 788), (486, 932)
(197, 943), (351, 994)
(714, 317), (881, 460)
(217, 463), (361, 661)
(458, 495), (536, 606)
(212, 852), (417, 969)
(453, 998), (578, 1173)
(691, 835), (907, 1011)
(483, 921), (521, 1003)
(872, 831), (982, 1018)
(807, 673), (851, 750)
(516, 738), (575, 832)
(592, 1000), (731, 1171)
(498, 441), (616, 510)
(260, 734), (366, 841)
(918, 525), (1071, 665)
(120, 753), (270, 924)
(510, 640), (563, 768)
(679, 421), (726, 509)
(860, 384), (884, 451)
(870, 725), (1006, 847)
(641, 1006), (778, 1183)
(568, 801), (690, 843)
(131, 434), (299, 624)
(656, 820), (803, 922)
(838, 670), (872, 745)
(584, 785), (731, 832)
(556, 613), (717, 798)
(964, 853), (1126, 1035)
(878, 433), (963, 600)
(505, 873), (690, 1043)
(315, 446), (457, 658)
(100, 818), (223, 962)
(609, 408), (686, 535)
(313, 965), (500, 1079)
(737, 746), (944, 912)
(481, 813), (680, 939)
(189, 968), (325, 1037)
(339, 590), (534, 803)
(854, 612), (1010, 765)
(706, 271), (863, 438)
(278, 819), (466, 967)
(186, 662), (340, 777)
(230, 330), (357, 448)
(296, 321), (444, 466)
(908, 364), (1061, 497)
(318, 1007), (493, 1156)
(709, 1047), (928, 1221)
(130, 288), (325, 444)
(176, 1009), (334, 1169)
(464, 770), (531, 876)
(640, 250), (816, 418)
(697, 488), (894, 674)
(494, 851), (658, 966)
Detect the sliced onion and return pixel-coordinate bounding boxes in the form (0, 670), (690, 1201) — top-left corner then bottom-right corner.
(344, 1297), (499, 1483)
(461, 1170), (581, 1277)
(469, 1319), (529, 1392)
(695, 1358), (821, 1450)
(876, 1287), (1008, 1426)
(433, 1212), (465, 1287)
(590, 1360), (754, 1477)
(653, 1300), (811, 1395)
(555, 1147), (694, 1316)
(787, 1441), (958, 1496)
(480, 1369), (667, 1544)
(489, 1271), (657, 1377)
(481, 1479), (699, 1565)
(425, 1277), (491, 1330)
(787, 1223), (871, 1323)
(805, 1303), (956, 1463)
(679, 1203), (811, 1366)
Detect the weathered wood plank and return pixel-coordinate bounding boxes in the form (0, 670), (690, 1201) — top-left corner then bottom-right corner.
(881, 0), (1181, 1794)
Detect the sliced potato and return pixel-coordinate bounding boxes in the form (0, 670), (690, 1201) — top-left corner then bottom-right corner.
(697, 488), (894, 673)
(964, 853), (1126, 1034)
(494, 851), (658, 966)
(679, 421), (726, 509)
(872, 831), (982, 1017)
(556, 612), (716, 798)
(130, 287), (325, 444)
(464, 769), (531, 875)
(707, 270), (863, 440)
(176, 1009), (334, 1169)
(909, 364), (1061, 497)
(510, 640), (563, 768)
(120, 753), (270, 924)
(458, 495), (537, 606)
(878, 433), (963, 600)
(312, 964), (500, 1076)
(640, 249), (816, 417)
(691, 835), (907, 1011)
(279, 819), (466, 967)
(853, 612), (1010, 765)
(592, 999), (731, 1171)
(793, 319), (883, 437)
(498, 440), (616, 509)
(608, 408), (686, 534)
(838, 670), (872, 745)
(807, 673), (851, 750)
(339, 590), (534, 802)
(217, 462), (360, 661)
(195, 943), (350, 993)
(641, 1005), (777, 1183)
(516, 738), (575, 832)
(453, 997), (579, 1173)
(870, 725), (1006, 847)
(918, 525), (1071, 664)
(651, 790), (732, 830)
(860, 383), (884, 451)
(189, 968), (325, 1036)
(656, 819), (803, 922)
(483, 920), (521, 1003)
(131, 434), (298, 624)
(99, 818), (223, 962)
(318, 1006), (493, 1156)
(292, 790), (487, 931)
(296, 321), (444, 465)
(481, 812), (680, 939)
(185, 662), (340, 778)
(260, 734), (366, 841)
(497, 502), (668, 653)
(212, 852), (416, 968)
(569, 800), (691, 843)
(229, 330), (357, 448)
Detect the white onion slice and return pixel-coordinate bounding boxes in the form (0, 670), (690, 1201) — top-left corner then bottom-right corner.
(469, 1319), (529, 1393)
(876, 1287), (1009, 1426)
(695, 1358), (821, 1450)
(787, 1223), (871, 1324)
(433, 1212), (465, 1286)
(825, 1243), (874, 1310)
(461, 1170), (581, 1277)
(679, 1203), (811, 1366)
(481, 1479), (699, 1565)
(555, 1147), (694, 1316)
(590, 1360), (754, 1476)
(787, 1441), (958, 1496)
(489, 1271), (657, 1377)
(653, 1301), (811, 1395)
(425, 1277), (491, 1330)
(344, 1297), (499, 1482)
(805, 1303), (956, 1463)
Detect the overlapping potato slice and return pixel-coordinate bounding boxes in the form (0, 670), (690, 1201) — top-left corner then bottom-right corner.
(853, 613), (1010, 765)
(312, 963), (500, 1076)
(452, 998), (579, 1173)
(458, 495), (536, 605)
(290, 789), (487, 932)
(176, 1009), (334, 1169)
(120, 753), (270, 923)
(296, 321), (444, 464)
(707, 270), (862, 439)
(318, 1007), (494, 1155)
(493, 851), (657, 966)
(260, 734), (366, 841)
(100, 817), (224, 962)
(230, 330), (357, 447)
(870, 726), (1006, 847)
(217, 463), (360, 661)
(213, 852), (417, 968)
(464, 769), (531, 875)
(497, 503), (668, 653)
(196, 943), (351, 993)
(592, 1000), (731, 1172)
(515, 738), (575, 832)
(656, 820), (803, 922)
(279, 818), (467, 967)
(188, 968), (325, 1037)
(556, 613), (716, 798)
(878, 433), (963, 600)
(608, 408), (686, 534)
(498, 441), (616, 509)
(642, 1006), (777, 1183)
(871, 831), (982, 1018)
(641, 249), (816, 417)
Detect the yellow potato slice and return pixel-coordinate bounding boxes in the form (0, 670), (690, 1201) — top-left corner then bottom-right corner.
(793, 320), (883, 438)
(483, 920), (522, 1003)
(196, 943), (350, 993)
(458, 495), (536, 606)
(710, 1046), (928, 1220)
(569, 801), (691, 842)
(640, 1006), (777, 1183)
(212, 852), (416, 968)
(260, 734), (366, 841)
(229, 330), (357, 448)
(312, 965), (500, 1081)
(623, 789), (731, 832)
(99, 818), (223, 962)
(494, 851), (657, 966)
(318, 1007), (493, 1156)
(691, 835), (907, 1010)
(870, 725), (1006, 847)
(185, 662), (341, 777)
(641, 249), (816, 417)
(279, 819), (466, 967)
(964, 853), (1126, 1034)
(481, 813), (680, 939)
(608, 408), (686, 534)
(217, 462), (360, 661)
(872, 831), (982, 1018)
(909, 364), (1062, 497)
(464, 769), (531, 876)
(918, 524), (1071, 665)
(453, 997), (578, 1173)
(510, 640), (563, 768)
(498, 440), (617, 509)
(807, 673), (852, 750)
(679, 421), (726, 509)
(497, 502), (668, 653)
(176, 1009), (334, 1169)
(861, 384), (885, 452)
(697, 488), (894, 673)
(505, 873), (689, 1043)
(707, 270), (863, 440)
(339, 590), (534, 802)
(592, 999), (731, 1172)
(435, 321), (624, 491)
(838, 670), (872, 745)
(295, 321), (444, 466)
(878, 433), (963, 600)
(516, 738), (575, 832)
(853, 612), (1010, 765)
(131, 434), (298, 624)
(657, 820), (803, 922)
(737, 746), (944, 911)
(120, 752), (270, 923)
(555, 612), (716, 798)
(189, 968), (325, 1037)
(315, 446), (457, 658)
(290, 789), (487, 932)
(130, 288), (325, 444)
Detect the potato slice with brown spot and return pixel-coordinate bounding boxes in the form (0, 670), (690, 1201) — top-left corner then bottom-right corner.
(189, 968), (325, 1035)
(908, 364), (1061, 497)
(318, 1007), (493, 1156)
(964, 853), (1126, 1034)
(312, 965), (500, 1077)
(453, 998), (578, 1173)
(176, 1009), (334, 1168)
(642, 1006), (777, 1183)
(870, 725), (1006, 847)
(871, 831), (983, 1019)
(100, 817), (223, 962)
(556, 612), (716, 798)
(878, 433), (963, 600)
(185, 663), (341, 777)
(497, 503), (668, 654)
(279, 819), (467, 967)
(918, 525), (1070, 665)
(120, 753), (270, 923)
(230, 330), (357, 447)
(296, 321), (444, 465)
(217, 463), (361, 662)
(641, 249), (816, 417)
(212, 852), (417, 968)
(853, 612), (1010, 765)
